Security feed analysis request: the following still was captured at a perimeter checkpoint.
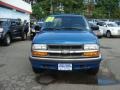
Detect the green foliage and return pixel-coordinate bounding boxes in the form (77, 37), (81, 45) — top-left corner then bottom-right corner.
(31, 0), (120, 19)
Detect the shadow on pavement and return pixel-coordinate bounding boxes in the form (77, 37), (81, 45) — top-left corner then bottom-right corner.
(35, 70), (120, 86)
(0, 38), (31, 46)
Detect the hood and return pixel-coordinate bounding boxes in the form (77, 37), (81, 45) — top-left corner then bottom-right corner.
(109, 27), (120, 30)
(33, 31), (98, 44)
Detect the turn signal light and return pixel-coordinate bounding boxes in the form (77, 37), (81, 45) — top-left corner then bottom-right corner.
(32, 51), (48, 57)
(83, 51), (100, 57)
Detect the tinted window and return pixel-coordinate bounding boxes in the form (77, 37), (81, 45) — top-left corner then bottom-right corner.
(107, 23), (118, 27)
(43, 16), (87, 30)
(0, 21), (7, 27)
(97, 22), (105, 26)
(11, 21), (16, 26)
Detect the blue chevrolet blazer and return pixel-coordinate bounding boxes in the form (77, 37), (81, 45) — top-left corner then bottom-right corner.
(29, 14), (102, 75)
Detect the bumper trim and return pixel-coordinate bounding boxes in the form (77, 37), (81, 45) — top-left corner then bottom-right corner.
(30, 54), (102, 61)
(33, 50), (99, 53)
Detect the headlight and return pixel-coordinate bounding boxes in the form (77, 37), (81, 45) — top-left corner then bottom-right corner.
(32, 44), (47, 50)
(84, 44), (99, 50)
(0, 28), (3, 33)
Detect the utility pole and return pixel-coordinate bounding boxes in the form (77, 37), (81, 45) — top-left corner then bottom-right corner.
(50, 0), (53, 14)
(58, 3), (64, 13)
(119, 1), (120, 8)
(83, 0), (96, 17)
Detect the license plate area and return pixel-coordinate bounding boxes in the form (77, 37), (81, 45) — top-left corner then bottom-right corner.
(58, 63), (72, 71)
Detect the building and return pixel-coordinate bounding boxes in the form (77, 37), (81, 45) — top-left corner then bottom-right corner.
(23, 0), (37, 4)
(0, 0), (32, 22)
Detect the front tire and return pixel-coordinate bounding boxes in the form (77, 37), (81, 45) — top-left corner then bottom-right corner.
(4, 34), (11, 46)
(106, 31), (111, 38)
(21, 33), (27, 40)
(32, 67), (44, 74)
(87, 67), (99, 75)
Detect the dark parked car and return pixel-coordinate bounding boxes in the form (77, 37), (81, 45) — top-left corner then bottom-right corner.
(0, 18), (27, 46)
(30, 22), (43, 39)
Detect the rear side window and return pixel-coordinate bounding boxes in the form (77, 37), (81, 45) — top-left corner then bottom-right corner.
(0, 21), (7, 27)
(0, 21), (3, 27)
(11, 21), (16, 26)
(97, 22), (105, 26)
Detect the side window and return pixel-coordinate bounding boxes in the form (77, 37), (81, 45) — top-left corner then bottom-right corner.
(1, 21), (8, 27)
(16, 21), (21, 26)
(97, 22), (102, 26)
(11, 21), (16, 26)
(0, 21), (4, 27)
(4, 21), (9, 27)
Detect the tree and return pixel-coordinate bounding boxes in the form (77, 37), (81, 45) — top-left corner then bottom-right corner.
(96, 0), (119, 18)
(31, 0), (120, 19)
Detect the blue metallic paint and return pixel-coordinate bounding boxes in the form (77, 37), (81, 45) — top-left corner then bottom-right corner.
(30, 59), (101, 71)
(30, 15), (101, 71)
(33, 30), (99, 45)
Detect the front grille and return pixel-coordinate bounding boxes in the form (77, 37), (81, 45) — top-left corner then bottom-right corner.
(48, 45), (83, 50)
(46, 53), (84, 59)
(46, 44), (84, 59)
(49, 53), (83, 56)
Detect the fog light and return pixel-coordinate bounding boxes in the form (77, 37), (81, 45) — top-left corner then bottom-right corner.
(83, 51), (100, 57)
(32, 51), (48, 57)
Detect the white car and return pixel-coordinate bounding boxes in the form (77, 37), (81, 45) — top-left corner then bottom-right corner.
(97, 22), (120, 38)
(89, 22), (103, 38)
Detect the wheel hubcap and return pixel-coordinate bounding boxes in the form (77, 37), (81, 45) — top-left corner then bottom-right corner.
(6, 36), (10, 44)
(107, 32), (110, 37)
(24, 34), (26, 39)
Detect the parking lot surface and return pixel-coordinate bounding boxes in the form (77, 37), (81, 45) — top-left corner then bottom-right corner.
(0, 38), (120, 90)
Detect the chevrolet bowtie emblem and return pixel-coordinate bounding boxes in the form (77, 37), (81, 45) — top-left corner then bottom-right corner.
(61, 50), (70, 54)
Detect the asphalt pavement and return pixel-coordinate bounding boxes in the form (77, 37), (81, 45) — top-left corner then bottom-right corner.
(0, 38), (120, 90)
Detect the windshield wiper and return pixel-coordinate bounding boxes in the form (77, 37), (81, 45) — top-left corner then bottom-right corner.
(61, 27), (84, 30)
(42, 27), (61, 31)
(42, 27), (86, 31)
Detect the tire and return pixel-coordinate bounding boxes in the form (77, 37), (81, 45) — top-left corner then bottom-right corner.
(32, 67), (44, 74)
(4, 34), (11, 46)
(87, 67), (99, 75)
(106, 31), (111, 38)
(21, 33), (27, 40)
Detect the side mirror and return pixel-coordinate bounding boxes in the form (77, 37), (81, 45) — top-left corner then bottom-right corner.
(34, 25), (41, 32)
(91, 25), (99, 31)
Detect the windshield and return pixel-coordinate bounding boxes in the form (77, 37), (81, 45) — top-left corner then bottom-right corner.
(42, 16), (88, 31)
(107, 23), (118, 27)
(116, 22), (120, 25)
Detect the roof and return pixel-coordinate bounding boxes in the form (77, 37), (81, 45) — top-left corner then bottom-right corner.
(0, 0), (32, 14)
(50, 14), (83, 17)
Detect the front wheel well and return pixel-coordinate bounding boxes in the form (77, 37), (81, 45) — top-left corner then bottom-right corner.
(5, 32), (12, 39)
(106, 30), (111, 33)
(106, 30), (112, 38)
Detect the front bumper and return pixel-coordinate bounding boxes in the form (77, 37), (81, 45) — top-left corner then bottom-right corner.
(0, 32), (4, 40)
(0, 33), (2, 39)
(29, 56), (102, 71)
